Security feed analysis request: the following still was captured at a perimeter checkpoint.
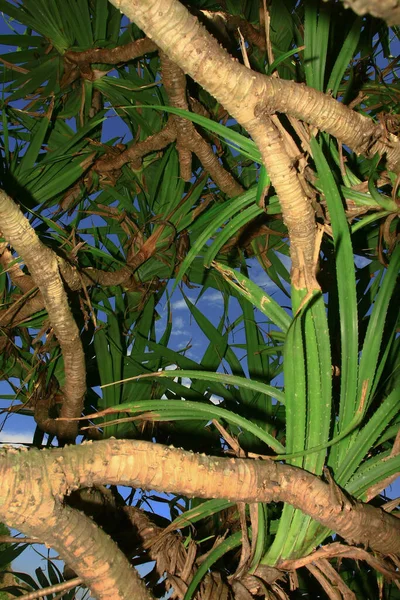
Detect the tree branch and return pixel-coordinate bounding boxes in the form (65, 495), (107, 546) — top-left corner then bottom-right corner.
(0, 190), (86, 440)
(1, 440), (399, 560)
(65, 37), (157, 66)
(108, 0), (400, 174)
(339, 0), (400, 25)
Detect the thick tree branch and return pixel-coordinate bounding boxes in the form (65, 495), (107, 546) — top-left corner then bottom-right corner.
(1, 440), (399, 562)
(108, 0), (320, 288)
(108, 0), (400, 175)
(95, 50), (244, 197)
(338, 0), (400, 24)
(0, 190), (85, 440)
(3, 473), (154, 600)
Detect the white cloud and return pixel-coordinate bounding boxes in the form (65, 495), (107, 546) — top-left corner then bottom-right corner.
(171, 316), (189, 337)
(173, 316), (185, 329)
(172, 291), (222, 310)
(172, 297), (196, 310)
(0, 430), (33, 445)
(172, 298), (187, 310)
(199, 291), (223, 303)
(171, 330), (189, 337)
(209, 394), (224, 405)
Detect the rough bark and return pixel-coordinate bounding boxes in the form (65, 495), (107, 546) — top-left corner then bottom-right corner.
(107, 0), (400, 290)
(336, 0), (400, 24)
(65, 37), (157, 65)
(108, 0), (400, 174)
(0, 190), (86, 440)
(0, 441), (399, 568)
(108, 0), (321, 289)
(0, 447), (154, 600)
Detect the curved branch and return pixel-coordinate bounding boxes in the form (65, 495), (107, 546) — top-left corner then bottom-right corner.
(0, 190), (85, 440)
(1, 440), (399, 559)
(109, 0), (400, 174)
(109, 0), (318, 288)
(5, 490), (154, 600)
(94, 119), (177, 171)
(160, 50), (244, 195)
(280, 542), (399, 580)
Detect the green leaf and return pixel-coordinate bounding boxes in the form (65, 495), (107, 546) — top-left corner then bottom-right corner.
(212, 261), (291, 333)
(133, 105), (262, 162)
(311, 136), (358, 470)
(337, 387), (400, 487)
(327, 17), (361, 96)
(267, 45), (305, 76)
(103, 369), (285, 406)
(172, 187), (259, 291)
(357, 244), (400, 413)
(203, 203), (263, 267)
(92, 397), (286, 452)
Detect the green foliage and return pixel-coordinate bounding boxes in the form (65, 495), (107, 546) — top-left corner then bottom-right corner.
(0, 0), (398, 598)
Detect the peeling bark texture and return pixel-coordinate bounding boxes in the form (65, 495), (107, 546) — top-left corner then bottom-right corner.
(107, 0), (400, 289)
(65, 37), (157, 65)
(244, 116), (318, 289)
(335, 0), (400, 24)
(0, 190), (86, 440)
(1, 448), (154, 600)
(109, 0), (320, 289)
(1, 441), (399, 565)
(160, 50), (244, 194)
(108, 0), (400, 174)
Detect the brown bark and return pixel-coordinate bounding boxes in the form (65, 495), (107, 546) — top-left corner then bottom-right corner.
(95, 50), (244, 197)
(337, 0), (400, 24)
(0, 440), (399, 566)
(160, 50), (244, 195)
(107, 0), (323, 289)
(280, 542), (398, 580)
(108, 0), (400, 175)
(1, 3), (398, 596)
(104, 0), (399, 291)
(95, 119), (177, 171)
(65, 37), (157, 66)
(0, 190), (86, 440)
(0, 249), (160, 331)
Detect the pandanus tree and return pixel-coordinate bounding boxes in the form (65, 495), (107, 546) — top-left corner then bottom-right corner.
(0, 0), (399, 598)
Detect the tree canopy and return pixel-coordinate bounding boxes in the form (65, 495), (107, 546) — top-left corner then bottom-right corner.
(0, 0), (399, 599)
